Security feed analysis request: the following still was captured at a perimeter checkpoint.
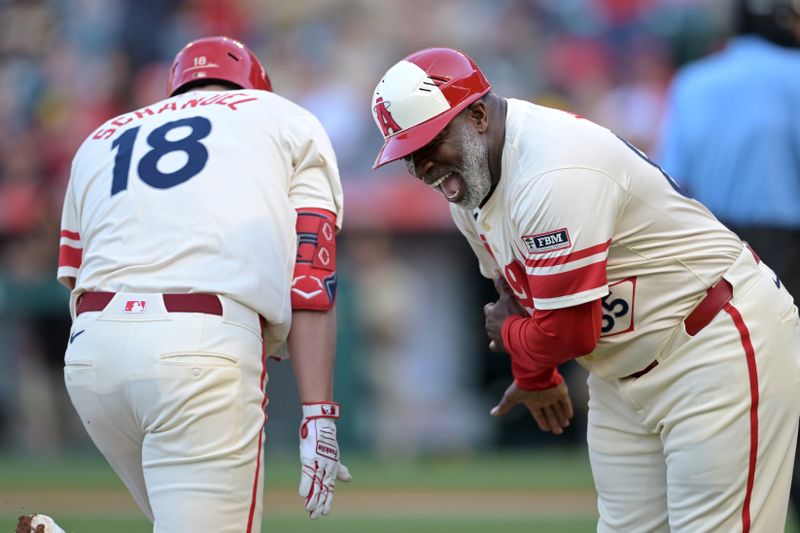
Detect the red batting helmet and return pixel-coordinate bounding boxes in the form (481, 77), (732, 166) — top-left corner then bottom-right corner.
(371, 48), (491, 169)
(167, 36), (272, 96)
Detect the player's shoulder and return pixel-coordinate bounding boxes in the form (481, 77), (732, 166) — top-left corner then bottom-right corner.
(77, 89), (320, 150)
(219, 89), (321, 123)
(213, 89), (327, 134)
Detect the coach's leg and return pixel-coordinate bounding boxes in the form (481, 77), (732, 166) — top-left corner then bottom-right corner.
(587, 373), (669, 533)
(637, 268), (800, 532)
(648, 333), (756, 532)
(724, 269), (800, 531)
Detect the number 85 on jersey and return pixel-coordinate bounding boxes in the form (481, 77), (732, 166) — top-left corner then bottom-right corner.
(601, 277), (636, 337)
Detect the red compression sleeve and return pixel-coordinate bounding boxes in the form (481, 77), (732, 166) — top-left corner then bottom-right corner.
(501, 299), (602, 390)
(291, 208), (337, 311)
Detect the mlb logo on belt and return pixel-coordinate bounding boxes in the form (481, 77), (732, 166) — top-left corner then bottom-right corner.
(124, 300), (147, 313)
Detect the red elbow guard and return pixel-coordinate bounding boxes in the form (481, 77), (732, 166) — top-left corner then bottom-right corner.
(292, 208), (337, 311)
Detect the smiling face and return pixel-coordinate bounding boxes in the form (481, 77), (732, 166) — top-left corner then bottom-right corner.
(405, 111), (492, 209)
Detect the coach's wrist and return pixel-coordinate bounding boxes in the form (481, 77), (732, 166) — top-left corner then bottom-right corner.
(512, 365), (563, 391)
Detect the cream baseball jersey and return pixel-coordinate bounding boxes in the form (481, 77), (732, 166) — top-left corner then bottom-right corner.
(451, 98), (743, 379)
(57, 89), (343, 351)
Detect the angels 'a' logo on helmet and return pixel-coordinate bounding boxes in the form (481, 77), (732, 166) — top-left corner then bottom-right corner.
(370, 47), (492, 168)
(373, 96), (402, 137)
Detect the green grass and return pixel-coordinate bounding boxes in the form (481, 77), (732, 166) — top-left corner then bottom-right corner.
(0, 455), (123, 489)
(2, 513), (796, 533)
(2, 517), (147, 533)
(260, 516), (598, 533)
(0, 515), (598, 533)
(0, 448), (594, 490)
(265, 449), (596, 490)
(0, 449), (597, 532)
(1, 450), (797, 532)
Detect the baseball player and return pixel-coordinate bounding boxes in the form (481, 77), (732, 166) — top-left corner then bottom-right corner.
(371, 47), (800, 531)
(57, 36), (349, 533)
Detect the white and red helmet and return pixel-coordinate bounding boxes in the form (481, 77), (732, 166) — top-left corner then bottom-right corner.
(167, 36), (272, 96)
(371, 48), (491, 169)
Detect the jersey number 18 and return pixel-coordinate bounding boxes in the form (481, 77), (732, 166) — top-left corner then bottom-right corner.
(109, 116), (212, 196)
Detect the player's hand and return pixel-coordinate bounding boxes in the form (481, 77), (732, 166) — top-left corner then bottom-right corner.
(484, 274), (526, 352)
(491, 381), (573, 435)
(298, 402), (352, 519)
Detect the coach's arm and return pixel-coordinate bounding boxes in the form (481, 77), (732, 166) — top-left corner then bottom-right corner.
(484, 276), (602, 434)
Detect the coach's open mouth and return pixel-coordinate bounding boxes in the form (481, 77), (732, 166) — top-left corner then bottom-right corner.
(439, 172), (464, 203)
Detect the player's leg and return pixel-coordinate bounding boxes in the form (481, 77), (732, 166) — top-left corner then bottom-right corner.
(63, 316), (154, 520)
(587, 372), (669, 533)
(131, 313), (268, 533)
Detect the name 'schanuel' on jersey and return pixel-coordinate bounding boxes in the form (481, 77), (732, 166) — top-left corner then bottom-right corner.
(91, 92), (258, 141)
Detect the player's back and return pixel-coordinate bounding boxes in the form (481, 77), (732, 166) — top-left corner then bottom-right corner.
(61, 89), (335, 327)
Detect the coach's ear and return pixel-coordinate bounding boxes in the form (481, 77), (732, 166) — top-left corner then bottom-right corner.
(466, 99), (488, 133)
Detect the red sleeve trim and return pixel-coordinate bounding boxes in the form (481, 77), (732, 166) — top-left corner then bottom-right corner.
(60, 229), (80, 240)
(513, 366), (563, 391)
(529, 260), (606, 299)
(525, 239), (610, 268)
(501, 300), (602, 390)
(58, 245), (82, 269)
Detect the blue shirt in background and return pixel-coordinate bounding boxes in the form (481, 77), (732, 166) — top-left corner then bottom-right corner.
(658, 36), (800, 228)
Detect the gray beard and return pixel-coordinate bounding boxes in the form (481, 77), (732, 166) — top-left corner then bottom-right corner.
(455, 123), (491, 210)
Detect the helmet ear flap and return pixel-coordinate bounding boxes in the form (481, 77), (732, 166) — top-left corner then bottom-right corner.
(167, 36), (272, 97)
(371, 47), (491, 168)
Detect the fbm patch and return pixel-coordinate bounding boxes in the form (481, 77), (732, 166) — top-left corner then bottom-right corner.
(522, 228), (571, 254)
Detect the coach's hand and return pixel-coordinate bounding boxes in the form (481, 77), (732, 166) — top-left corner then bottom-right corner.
(299, 402), (352, 519)
(485, 274), (526, 352)
(491, 381), (573, 435)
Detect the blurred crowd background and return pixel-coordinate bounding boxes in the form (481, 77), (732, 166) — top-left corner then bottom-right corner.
(0, 0), (766, 459)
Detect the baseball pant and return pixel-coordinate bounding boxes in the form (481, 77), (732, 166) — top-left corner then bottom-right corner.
(64, 292), (268, 533)
(588, 246), (800, 532)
